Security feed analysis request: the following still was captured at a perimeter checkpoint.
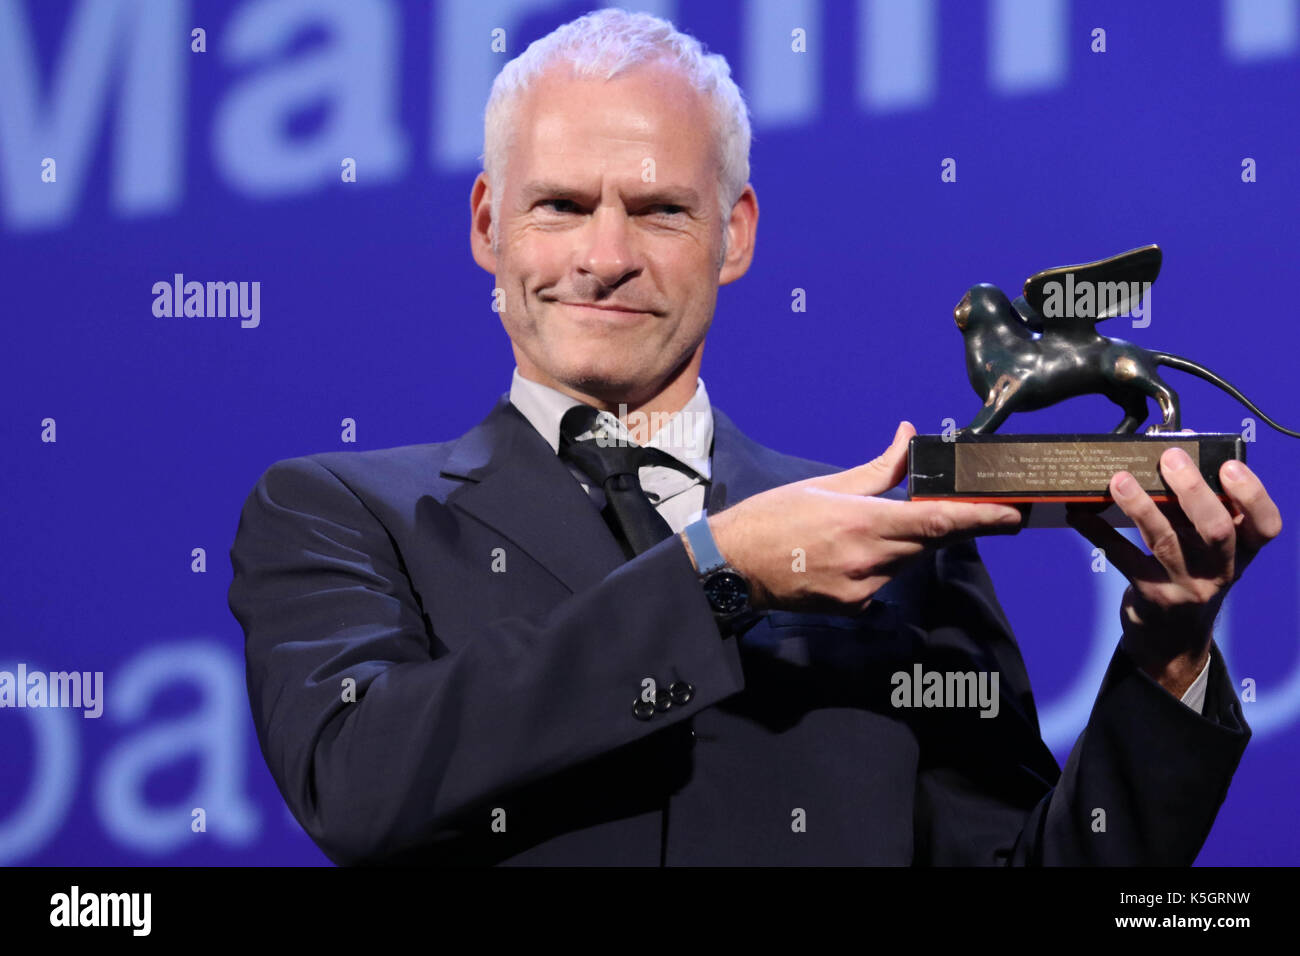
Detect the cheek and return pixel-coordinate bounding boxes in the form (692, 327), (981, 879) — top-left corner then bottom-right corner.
(515, 230), (570, 273)
(498, 272), (546, 328)
(500, 234), (559, 290)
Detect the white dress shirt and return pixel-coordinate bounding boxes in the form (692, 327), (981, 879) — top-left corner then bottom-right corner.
(509, 367), (712, 535)
(505, 366), (1210, 714)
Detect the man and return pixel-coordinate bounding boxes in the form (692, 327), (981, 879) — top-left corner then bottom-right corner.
(228, 9), (1277, 866)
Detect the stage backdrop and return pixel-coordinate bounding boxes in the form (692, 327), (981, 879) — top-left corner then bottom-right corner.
(3, 0), (1298, 865)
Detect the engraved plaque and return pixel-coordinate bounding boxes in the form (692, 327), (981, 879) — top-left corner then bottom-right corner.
(907, 433), (1245, 527)
(954, 440), (1199, 494)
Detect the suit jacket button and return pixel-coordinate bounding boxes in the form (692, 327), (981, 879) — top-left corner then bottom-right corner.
(669, 681), (695, 705)
(654, 694), (673, 713)
(633, 698), (656, 721)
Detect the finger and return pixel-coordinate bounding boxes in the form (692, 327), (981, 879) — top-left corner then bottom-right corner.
(878, 498), (1023, 543)
(1065, 505), (1162, 583)
(1156, 499), (1233, 578)
(1110, 470), (1189, 581)
(1159, 447), (1236, 576)
(1219, 459), (1283, 562)
(861, 512), (1022, 573)
(1156, 498), (1197, 536)
(816, 421), (916, 497)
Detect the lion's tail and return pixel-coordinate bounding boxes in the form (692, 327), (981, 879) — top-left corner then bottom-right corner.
(1151, 351), (1300, 438)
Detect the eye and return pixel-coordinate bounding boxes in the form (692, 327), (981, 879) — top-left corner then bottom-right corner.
(650, 204), (686, 216)
(540, 199), (581, 214)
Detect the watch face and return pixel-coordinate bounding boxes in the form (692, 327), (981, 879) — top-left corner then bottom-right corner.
(704, 570), (750, 614)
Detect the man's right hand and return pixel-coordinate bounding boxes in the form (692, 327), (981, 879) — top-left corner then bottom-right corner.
(705, 421), (1024, 616)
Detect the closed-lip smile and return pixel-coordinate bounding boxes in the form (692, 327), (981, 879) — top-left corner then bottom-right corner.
(558, 301), (648, 313)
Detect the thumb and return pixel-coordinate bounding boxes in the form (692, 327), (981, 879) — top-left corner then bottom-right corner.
(817, 421), (915, 496)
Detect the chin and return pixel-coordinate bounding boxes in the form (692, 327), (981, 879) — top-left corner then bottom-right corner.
(555, 352), (636, 385)
(568, 370), (636, 395)
(563, 365), (650, 400)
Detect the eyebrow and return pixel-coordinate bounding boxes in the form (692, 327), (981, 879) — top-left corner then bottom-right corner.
(520, 181), (701, 208)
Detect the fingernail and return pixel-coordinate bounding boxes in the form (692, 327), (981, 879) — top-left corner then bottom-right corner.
(1224, 460), (1247, 482)
(1164, 448), (1191, 472)
(1114, 473), (1137, 498)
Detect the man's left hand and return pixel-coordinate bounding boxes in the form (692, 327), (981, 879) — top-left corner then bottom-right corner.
(1067, 447), (1282, 698)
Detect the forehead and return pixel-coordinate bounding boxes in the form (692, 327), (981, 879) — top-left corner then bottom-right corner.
(508, 60), (718, 190)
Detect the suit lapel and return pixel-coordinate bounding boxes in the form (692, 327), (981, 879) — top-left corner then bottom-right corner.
(439, 394), (797, 594)
(706, 405), (797, 512)
(440, 394), (627, 593)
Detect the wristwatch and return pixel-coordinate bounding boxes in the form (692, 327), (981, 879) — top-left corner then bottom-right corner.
(683, 516), (758, 633)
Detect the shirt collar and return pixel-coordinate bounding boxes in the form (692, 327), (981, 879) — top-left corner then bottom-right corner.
(508, 367), (713, 481)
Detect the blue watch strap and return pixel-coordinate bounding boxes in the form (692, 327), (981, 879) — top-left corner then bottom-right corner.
(683, 516), (727, 574)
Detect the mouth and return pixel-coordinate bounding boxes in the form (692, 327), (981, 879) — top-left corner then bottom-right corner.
(555, 301), (653, 321)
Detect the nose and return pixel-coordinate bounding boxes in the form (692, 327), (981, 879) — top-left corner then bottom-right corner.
(578, 205), (640, 288)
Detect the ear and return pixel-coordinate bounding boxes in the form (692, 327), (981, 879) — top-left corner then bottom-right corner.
(717, 184), (759, 286)
(469, 171), (497, 274)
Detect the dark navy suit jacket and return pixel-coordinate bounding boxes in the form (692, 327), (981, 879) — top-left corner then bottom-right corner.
(227, 393), (1251, 865)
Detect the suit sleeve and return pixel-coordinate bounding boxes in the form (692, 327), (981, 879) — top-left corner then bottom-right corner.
(228, 456), (745, 865)
(911, 538), (1251, 865)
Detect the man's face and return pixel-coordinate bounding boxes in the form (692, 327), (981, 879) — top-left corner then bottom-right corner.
(471, 60), (756, 409)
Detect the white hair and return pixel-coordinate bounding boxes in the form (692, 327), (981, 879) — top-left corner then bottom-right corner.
(480, 7), (752, 265)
